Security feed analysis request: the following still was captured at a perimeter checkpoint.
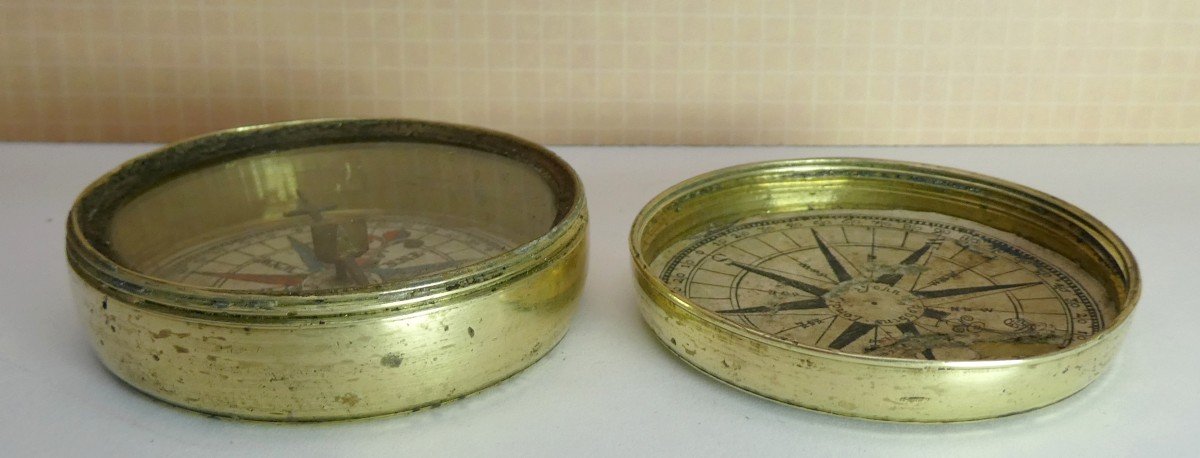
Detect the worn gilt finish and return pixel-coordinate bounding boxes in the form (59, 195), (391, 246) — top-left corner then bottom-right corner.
(630, 158), (1139, 422)
(68, 119), (588, 420)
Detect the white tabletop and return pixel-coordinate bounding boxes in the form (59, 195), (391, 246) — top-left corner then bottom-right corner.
(1, 143), (1196, 457)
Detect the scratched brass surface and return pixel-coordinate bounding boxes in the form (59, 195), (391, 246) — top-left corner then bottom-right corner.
(629, 158), (1139, 422)
(67, 119), (588, 420)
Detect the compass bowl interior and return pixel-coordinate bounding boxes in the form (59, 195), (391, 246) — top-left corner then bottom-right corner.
(630, 158), (1139, 422)
(66, 119), (588, 420)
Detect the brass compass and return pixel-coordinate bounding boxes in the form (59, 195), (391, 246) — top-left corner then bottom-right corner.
(631, 158), (1139, 422)
(67, 119), (588, 420)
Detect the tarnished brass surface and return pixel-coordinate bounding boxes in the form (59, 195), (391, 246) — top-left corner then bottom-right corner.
(630, 158), (1139, 422)
(67, 119), (588, 421)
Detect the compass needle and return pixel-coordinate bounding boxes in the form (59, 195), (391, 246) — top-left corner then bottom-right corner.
(287, 235), (324, 272)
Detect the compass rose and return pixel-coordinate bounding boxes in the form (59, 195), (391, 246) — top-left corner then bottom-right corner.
(654, 210), (1110, 360)
(716, 229), (1040, 355)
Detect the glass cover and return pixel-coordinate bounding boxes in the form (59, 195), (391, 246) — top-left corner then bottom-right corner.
(108, 142), (557, 292)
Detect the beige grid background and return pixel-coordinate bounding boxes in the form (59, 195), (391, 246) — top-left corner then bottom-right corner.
(3, 0), (1198, 145)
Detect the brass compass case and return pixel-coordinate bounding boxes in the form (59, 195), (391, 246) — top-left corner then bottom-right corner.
(67, 119), (588, 420)
(630, 158), (1139, 422)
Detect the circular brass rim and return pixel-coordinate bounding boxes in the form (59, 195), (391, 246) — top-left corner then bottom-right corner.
(68, 118), (587, 318)
(630, 157), (1139, 420)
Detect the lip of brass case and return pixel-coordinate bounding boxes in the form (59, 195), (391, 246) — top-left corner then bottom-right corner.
(630, 158), (1139, 422)
(67, 119), (588, 421)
